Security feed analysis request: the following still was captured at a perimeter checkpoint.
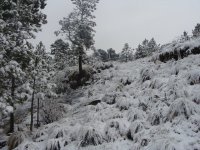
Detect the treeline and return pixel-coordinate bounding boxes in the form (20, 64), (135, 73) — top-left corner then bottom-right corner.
(90, 38), (159, 63)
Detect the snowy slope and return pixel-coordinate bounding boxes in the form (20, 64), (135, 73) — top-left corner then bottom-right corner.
(15, 54), (200, 150)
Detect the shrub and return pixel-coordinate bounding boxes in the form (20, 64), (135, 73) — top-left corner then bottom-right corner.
(187, 70), (200, 85)
(147, 138), (177, 150)
(49, 126), (69, 139)
(93, 62), (113, 72)
(33, 129), (48, 142)
(127, 107), (146, 122)
(102, 93), (117, 105)
(166, 98), (199, 122)
(46, 139), (62, 150)
(104, 120), (128, 142)
(19, 142), (40, 150)
(7, 131), (29, 150)
(140, 68), (154, 82)
(127, 120), (144, 141)
(68, 67), (94, 89)
(79, 126), (104, 147)
(116, 97), (131, 111)
(41, 99), (64, 124)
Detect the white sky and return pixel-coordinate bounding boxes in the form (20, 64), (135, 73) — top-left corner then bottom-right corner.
(34, 0), (200, 52)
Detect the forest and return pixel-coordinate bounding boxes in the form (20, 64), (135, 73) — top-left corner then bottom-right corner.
(0, 0), (200, 150)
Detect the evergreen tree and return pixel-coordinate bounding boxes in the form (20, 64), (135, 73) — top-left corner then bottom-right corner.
(50, 39), (76, 69)
(93, 49), (109, 62)
(135, 38), (159, 59)
(135, 44), (145, 59)
(120, 43), (133, 62)
(30, 42), (56, 130)
(57, 0), (99, 76)
(192, 23), (200, 38)
(148, 38), (159, 54)
(179, 31), (190, 42)
(0, 0), (47, 133)
(107, 48), (119, 61)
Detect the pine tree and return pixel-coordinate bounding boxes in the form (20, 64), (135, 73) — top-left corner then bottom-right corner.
(0, 0), (47, 133)
(50, 39), (74, 69)
(93, 49), (109, 62)
(57, 0), (99, 76)
(30, 42), (57, 130)
(135, 44), (145, 59)
(148, 38), (159, 54)
(120, 43), (133, 62)
(192, 23), (200, 38)
(107, 48), (119, 61)
(135, 38), (159, 59)
(179, 31), (190, 42)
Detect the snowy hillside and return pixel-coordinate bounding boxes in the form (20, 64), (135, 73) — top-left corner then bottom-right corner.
(12, 52), (200, 150)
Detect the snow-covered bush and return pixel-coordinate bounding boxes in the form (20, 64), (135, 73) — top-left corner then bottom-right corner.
(127, 120), (144, 141)
(93, 62), (113, 73)
(46, 138), (63, 150)
(7, 131), (29, 150)
(14, 105), (29, 124)
(49, 125), (70, 139)
(189, 114), (200, 133)
(140, 68), (154, 82)
(147, 111), (161, 126)
(147, 102), (169, 125)
(33, 128), (48, 142)
(53, 69), (71, 94)
(16, 142), (40, 150)
(68, 66), (94, 89)
(41, 99), (64, 124)
(101, 93), (117, 105)
(170, 65), (180, 75)
(187, 69), (200, 85)
(154, 37), (200, 62)
(191, 88), (200, 104)
(146, 138), (178, 150)
(149, 78), (166, 89)
(116, 96), (132, 110)
(104, 120), (128, 142)
(120, 77), (132, 86)
(78, 126), (104, 147)
(166, 98), (199, 122)
(127, 107), (146, 122)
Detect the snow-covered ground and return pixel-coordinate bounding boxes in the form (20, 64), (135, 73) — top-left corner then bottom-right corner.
(14, 53), (200, 150)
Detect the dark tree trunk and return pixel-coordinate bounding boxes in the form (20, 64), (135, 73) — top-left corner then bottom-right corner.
(30, 58), (38, 132)
(36, 98), (40, 128)
(9, 112), (14, 133)
(30, 77), (35, 132)
(79, 54), (83, 75)
(9, 77), (15, 133)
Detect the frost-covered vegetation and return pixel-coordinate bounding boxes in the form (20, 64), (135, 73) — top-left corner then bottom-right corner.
(1, 0), (200, 149)
(5, 51), (199, 150)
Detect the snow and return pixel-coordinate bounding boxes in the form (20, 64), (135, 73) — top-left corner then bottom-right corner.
(162, 37), (200, 53)
(8, 51), (200, 149)
(152, 37), (200, 62)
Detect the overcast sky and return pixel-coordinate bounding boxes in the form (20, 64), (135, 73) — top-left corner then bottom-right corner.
(34, 0), (200, 52)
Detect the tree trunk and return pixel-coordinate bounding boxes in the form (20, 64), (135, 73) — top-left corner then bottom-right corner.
(36, 98), (40, 128)
(30, 77), (35, 132)
(79, 54), (83, 75)
(9, 112), (14, 133)
(30, 58), (38, 131)
(9, 77), (15, 133)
